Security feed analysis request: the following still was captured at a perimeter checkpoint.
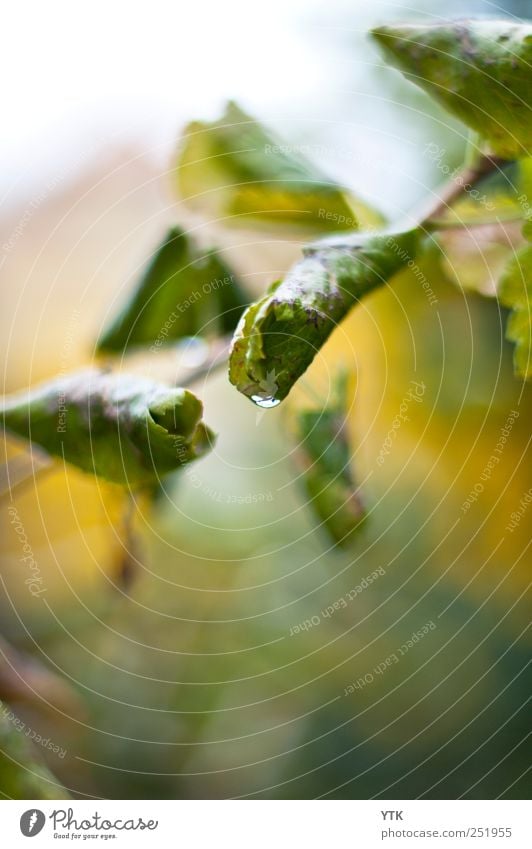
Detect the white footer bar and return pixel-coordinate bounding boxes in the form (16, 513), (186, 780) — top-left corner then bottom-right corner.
(1, 799), (529, 848)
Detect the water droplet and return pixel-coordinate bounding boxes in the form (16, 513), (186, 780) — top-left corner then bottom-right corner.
(250, 395), (281, 409)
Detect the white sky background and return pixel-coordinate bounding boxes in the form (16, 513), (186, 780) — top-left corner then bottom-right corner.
(1, 0), (347, 192)
(0, 0), (519, 215)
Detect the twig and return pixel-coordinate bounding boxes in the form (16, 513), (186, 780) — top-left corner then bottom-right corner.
(114, 492), (142, 591)
(413, 154), (510, 232)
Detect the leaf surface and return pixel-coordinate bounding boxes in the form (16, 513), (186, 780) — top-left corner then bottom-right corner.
(2, 371), (215, 485)
(176, 101), (383, 231)
(371, 20), (532, 158)
(98, 226), (248, 354)
(229, 229), (419, 403)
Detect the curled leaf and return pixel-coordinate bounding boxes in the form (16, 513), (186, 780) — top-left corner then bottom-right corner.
(176, 101), (381, 231)
(498, 221), (532, 379)
(229, 229), (419, 403)
(2, 370), (215, 486)
(294, 372), (365, 546)
(98, 226), (248, 354)
(371, 20), (532, 158)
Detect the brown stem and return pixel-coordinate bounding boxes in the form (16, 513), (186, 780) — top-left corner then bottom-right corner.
(415, 154), (510, 231)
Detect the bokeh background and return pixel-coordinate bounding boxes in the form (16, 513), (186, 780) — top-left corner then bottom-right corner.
(0, 0), (530, 799)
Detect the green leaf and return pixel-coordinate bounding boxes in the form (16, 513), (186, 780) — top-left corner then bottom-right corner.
(498, 221), (532, 379)
(294, 372), (365, 546)
(2, 371), (215, 486)
(98, 226), (249, 354)
(176, 101), (383, 231)
(229, 229), (419, 403)
(371, 20), (532, 158)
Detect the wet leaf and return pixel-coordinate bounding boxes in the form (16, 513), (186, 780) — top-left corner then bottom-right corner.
(98, 226), (248, 354)
(229, 229), (419, 403)
(2, 370), (215, 486)
(176, 101), (383, 231)
(371, 20), (532, 158)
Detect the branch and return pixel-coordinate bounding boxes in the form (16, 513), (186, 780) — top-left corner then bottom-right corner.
(414, 154), (510, 232)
